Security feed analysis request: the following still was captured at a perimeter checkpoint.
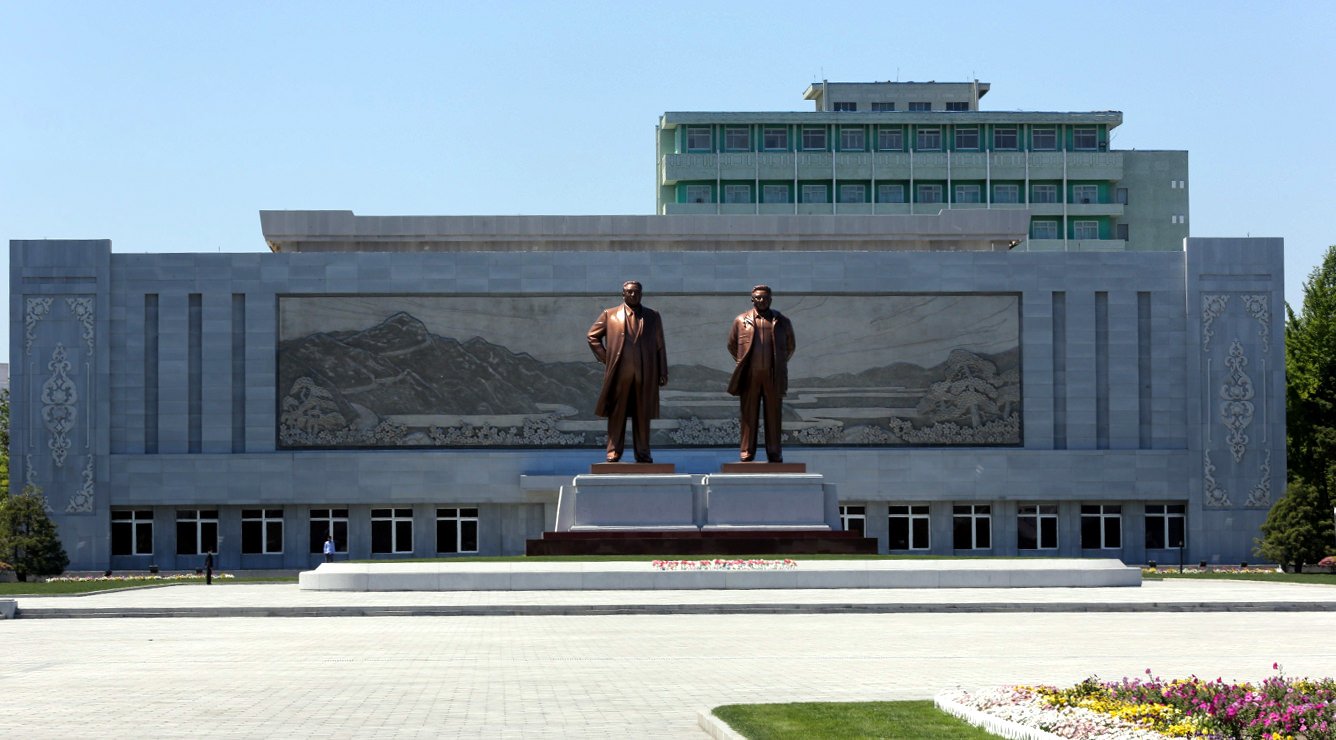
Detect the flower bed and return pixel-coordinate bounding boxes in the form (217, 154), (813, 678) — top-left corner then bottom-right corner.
(650, 558), (797, 571)
(45, 573), (234, 583)
(940, 667), (1336, 739)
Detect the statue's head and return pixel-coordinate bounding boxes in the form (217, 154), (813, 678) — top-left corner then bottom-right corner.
(622, 280), (643, 308)
(750, 284), (772, 313)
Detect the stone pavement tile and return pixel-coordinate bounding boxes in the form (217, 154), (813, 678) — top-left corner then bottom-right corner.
(2, 611), (1334, 737)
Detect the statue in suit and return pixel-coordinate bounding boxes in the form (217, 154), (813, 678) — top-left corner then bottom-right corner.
(587, 281), (668, 463)
(727, 285), (796, 462)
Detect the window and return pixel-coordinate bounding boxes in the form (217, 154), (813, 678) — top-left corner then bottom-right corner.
(1073, 185), (1099, 204)
(1032, 127), (1057, 150)
(1115, 187), (1129, 205)
(888, 505), (930, 550)
(762, 184), (789, 203)
(111, 510), (153, 556)
(954, 184), (981, 203)
(762, 126), (788, 150)
(915, 127), (941, 150)
(1031, 220), (1059, 240)
(877, 183), (905, 203)
(840, 505), (866, 536)
(1073, 220), (1100, 240)
(724, 126), (750, 151)
(839, 127), (865, 151)
(1144, 504), (1186, 549)
(1073, 127), (1098, 150)
(945, 101), (970, 112)
(1116, 223), (1130, 240)
(953, 126), (979, 150)
(993, 184), (1020, 204)
(436, 507), (479, 554)
(993, 126), (1018, 150)
(916, 183), (943, 203)
(723, 184), (751, 204)
(839, 184), (866, 203)
(908, 101), (932, 111)
(833, 101), (857, 112)
(876, 127), (903, 151)
(871, 102), (895, 112)
(685, 126), (712, 152)
(801, 126), (827, 150)
(953, 504), (991, 549)
(175, 509), (218, 556)
(371, 508), (414, 554)
(242, 509), (284, 555)
(309, 508), (349, 554)
(1081, 504), (1122, 549)
(801, 184), (828, 203)
(684, 184), (711, 204)
(1017, 505), (1058, 550)
(1031, 184), (1059, 203)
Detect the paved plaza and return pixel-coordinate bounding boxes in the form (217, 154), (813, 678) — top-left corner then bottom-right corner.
(4, 580), (1336, 737)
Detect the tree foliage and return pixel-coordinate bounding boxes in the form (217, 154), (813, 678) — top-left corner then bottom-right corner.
(1255, 479), (1333, 572)
(0, 387), (9, 494)
(0, 484), (69, 581)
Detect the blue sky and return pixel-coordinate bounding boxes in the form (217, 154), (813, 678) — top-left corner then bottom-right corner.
(4, 2), (1334, 363)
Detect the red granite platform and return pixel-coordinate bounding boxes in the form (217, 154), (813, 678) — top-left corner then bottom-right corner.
(526, 529), (877, 556)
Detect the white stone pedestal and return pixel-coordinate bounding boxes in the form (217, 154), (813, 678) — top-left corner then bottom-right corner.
(701, 473), (837, 530)
(555, 474), (698, 531)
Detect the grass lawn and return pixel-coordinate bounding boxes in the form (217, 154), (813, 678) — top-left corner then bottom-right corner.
(712, 701), (994, 739)
(0, 575), (297, 596)
(1144, 570), (1336, 585)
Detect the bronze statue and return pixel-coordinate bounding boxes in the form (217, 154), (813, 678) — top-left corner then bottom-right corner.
(587, 280), (668, 463)
(727, 285), (796, 462)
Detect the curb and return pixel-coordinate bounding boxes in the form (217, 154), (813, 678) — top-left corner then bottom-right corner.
(14, 600), (1336, 619)
(697, 709), (746, 739)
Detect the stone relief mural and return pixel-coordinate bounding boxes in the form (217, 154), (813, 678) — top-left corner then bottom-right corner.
(277, 294), (1021, 449)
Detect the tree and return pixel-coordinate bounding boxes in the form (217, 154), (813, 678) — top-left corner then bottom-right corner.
(1285, 244), (1336, 545)
(0, 484), (69, 581)
(1255, 479), (1333, 572)
(0, 387), (9, 495)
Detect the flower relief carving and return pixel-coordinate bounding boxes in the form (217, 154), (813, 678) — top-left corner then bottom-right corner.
(24, 453), (54, 514)
(25, 296), (54, 353)
(1200, 294), (1228, 352)
(65, 455), (96, 514)
(1241, 294), (1270, 353)
(1202, 451), (1231, 507)
(1219, 340), (1254, 463)
(66, 296), (95, 354)
(1244, 450), (1272, 508)
(41, 343), (78, 468)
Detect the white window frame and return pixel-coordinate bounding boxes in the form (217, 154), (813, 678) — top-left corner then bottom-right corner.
(1144, 504), (1186, 550)
(801, 183), (828, 203)
(723, 126), (750, 151)
(993, 184), (1020, 204)
(945, 101), (970, 112)
(888, 505), (930, 550)
(952, 504), (992, 550)
(762, 127), (788, 151)
(877, 183), (905, 203)
(916, 183), (943, 203)
(992, 126), (1018, 150)
(953, 126), (979, 150)
(1073, 127), (1098, 150)
(241, 508), (284, 555)
(175, 509), (218, 556)
(801, 126), (827, 151)
(112, 509), (154, 556)
(915, 127), (941, 151)
(761, 184), (789, 203)
(832, 101), (857, 112)
(838, 184), (866, 203)
(908, 101), (932, 111)
(436, 507), (480, 554)
(1073, 220), (1100, 240)
(723, 184), (751, 204)
(954, 184), (981, 203)
(871, 102), (895, 112)
(371, 507), (414, 554)
(684, 184), (712, 204)
(1081, 504), (1122, 549)
(1073, 184), (1099, 204)
(1032, 127), (1057, 150)
(685, 126), (712, 152)
(1017, 504), (1059, 550)
(839, 126), (865, 151)
(839, 505), (866, 536)
(1031, 184), (1059, 203)
(310, 508), (349, 554)
(1031, 220), (1059, 240)
(876, 127), (903, 151)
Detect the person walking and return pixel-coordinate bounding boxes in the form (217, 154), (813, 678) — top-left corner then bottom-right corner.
(323, 534), (336, 563)
(204, 551), (214, 585)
